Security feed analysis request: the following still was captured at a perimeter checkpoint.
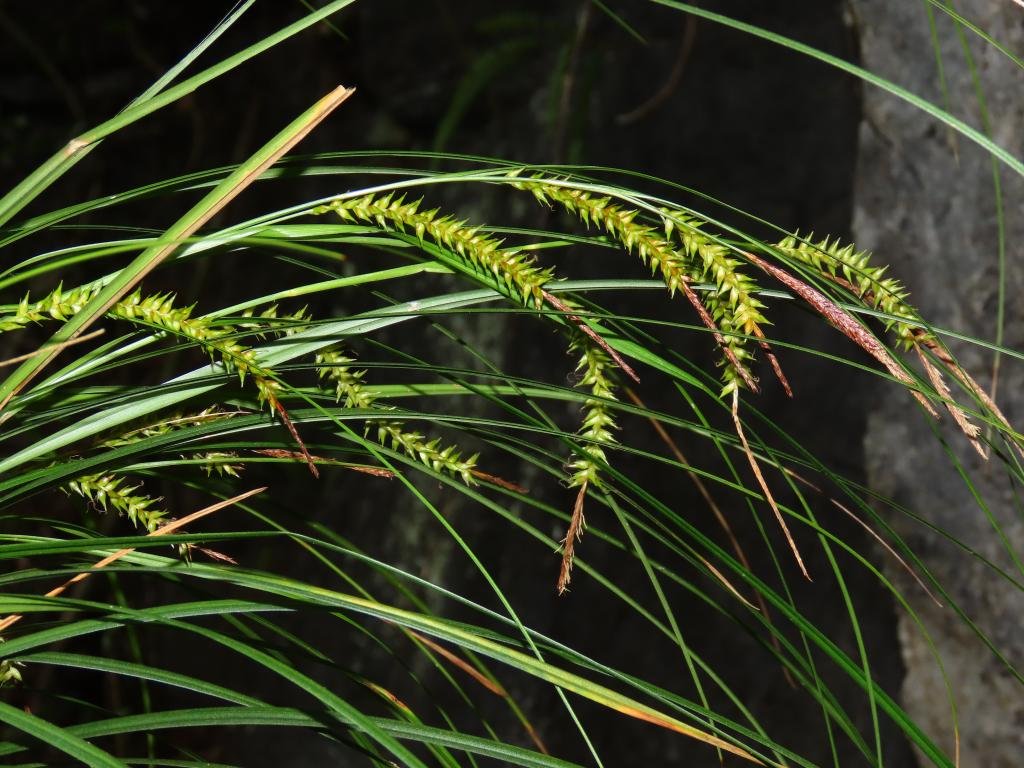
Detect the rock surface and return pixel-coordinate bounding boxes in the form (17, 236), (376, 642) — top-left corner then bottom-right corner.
(851, 1), (1024, 763)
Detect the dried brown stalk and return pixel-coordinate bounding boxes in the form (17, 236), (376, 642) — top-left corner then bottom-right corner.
(752, 326), (792, 397)
(731, 390), (811, 580)
(543, 290), (639, 383)
(263, 392), (319, 479)
(469, 469), (527, 493)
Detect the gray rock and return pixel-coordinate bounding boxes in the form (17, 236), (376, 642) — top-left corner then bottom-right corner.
(851, 1), (1024, 763)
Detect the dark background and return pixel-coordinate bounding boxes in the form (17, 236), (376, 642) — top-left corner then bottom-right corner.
(0, 2), (916, 765)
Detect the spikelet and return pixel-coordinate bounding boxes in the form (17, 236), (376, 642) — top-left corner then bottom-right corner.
(0, 280), (105, 332)
(662, 210), (777, 395)
(509, 175), (760, 396)
(773, 234), (923, 348)
(315, 193), (553, 308)
(198, 452), (243, 478)
(316, 348), (478, 484)
(316, 349), (378, 410)
(3, 284), (285, 408)
(98, 407), (235, 448)
(113, 290), (278, 401)
(0, 643), (21, 687)
(66, 473), (167, 533)
(554, 328), (622, 594)
(566, 334), (619, 490)
(770, 233), (1001, 455)
(377, 422), (478, 486)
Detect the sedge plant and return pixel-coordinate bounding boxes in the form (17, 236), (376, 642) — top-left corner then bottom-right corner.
(0, 3), (1020, 767)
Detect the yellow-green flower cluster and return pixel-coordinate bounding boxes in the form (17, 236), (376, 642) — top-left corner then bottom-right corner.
(238, 304), (311, 340)
(663, 211), (769, 394)
(316, 350), (378, 410)
(773, 234), (924, 348)
(198, 452), (243, 478)
(66, 473), (167, 532)
(2, 284), (285, 408)
(377, 421), (478, 486)
(314, 193), (553, 308)
(567, 336), (618, 489)
(115, 290), (281, 406)
(511, 176), (758, 395)
(64, 409), (242, 536)
(0, 648), (21, 688)
(316, 349), (478, 484)
(98, 409), (242, 478)
(98, 407), (232, 448)
(0, 280), (105, 331)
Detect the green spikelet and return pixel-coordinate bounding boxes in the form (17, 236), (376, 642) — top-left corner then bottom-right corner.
(567, 335), (619, 489)
(198, 452), (243, 478)
(314, 193), (553, 308)
(114, 291), (266, 383)
(0, 643), (22, 687)
(66, 474), (167, 533)
(510, 175), (759, 395)
(316, 348), (477, 484)
(239, 305), (311, 339)
(99, 407), (234, 448)
(662, 210), (769, 395)
(377, 421), (478, 486)
(0, 280), (106, 332)
(316, 349), (378, 410)
(96, 408), (243, 478)
(3, 283), (285, 408)
(773, 234), (924, 348)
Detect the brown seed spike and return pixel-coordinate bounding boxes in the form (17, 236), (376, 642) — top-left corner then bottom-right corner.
(746, 251), (937, 417)
(915, 346), (986, 459)
(557, 482), (589, 595)
(920, 332), (1024, 463)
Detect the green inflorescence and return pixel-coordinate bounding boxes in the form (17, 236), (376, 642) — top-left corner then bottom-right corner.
(0, 279), (106, 332)
(316, 349), (478, 484)
(773, 234), (926, 348)
(314, 193), (553, 308)
(66, 412), (243, 534)
(66, 473), (167, 533)
(663, 210), (769, 395)
(377, 421), (478, 486)
(510, 175), (762, 396)
(316, 349), (378, 410)
(0, 284), (308, 409)
(0, 644), (21, 688)
(566, 335), (619, 489)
